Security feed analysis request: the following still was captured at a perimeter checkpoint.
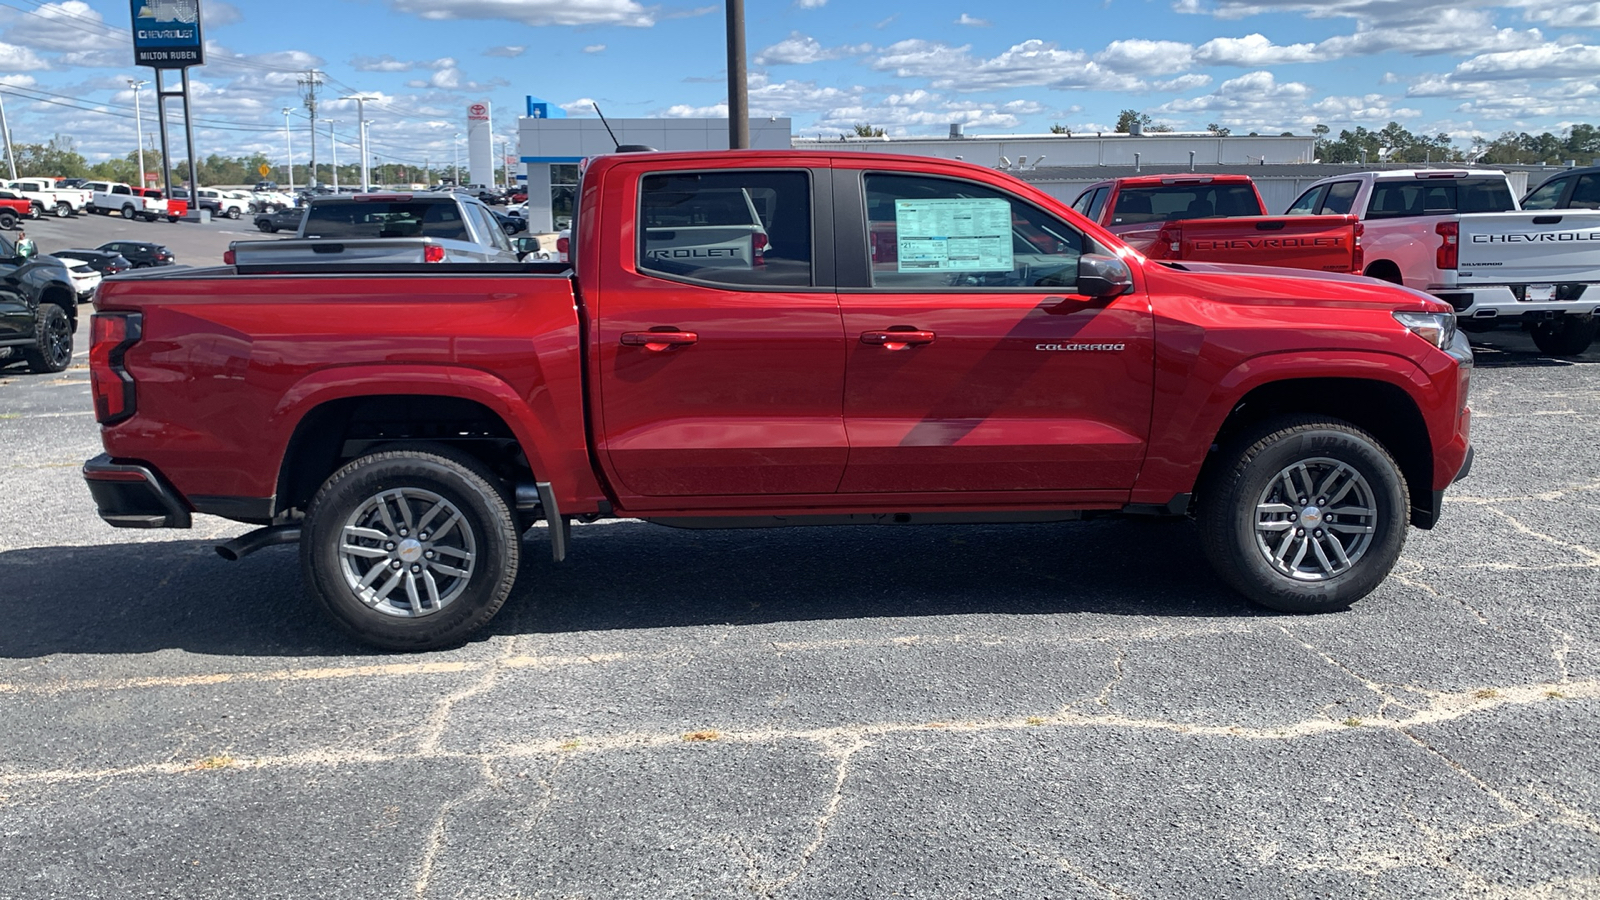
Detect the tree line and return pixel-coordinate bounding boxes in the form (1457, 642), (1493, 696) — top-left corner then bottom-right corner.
(3, 134), (453, 187)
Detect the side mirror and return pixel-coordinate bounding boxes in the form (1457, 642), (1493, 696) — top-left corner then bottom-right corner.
(13, 237), (37, 260)
(513, 236), (551, 260)
(1076, 254), (1133, 298)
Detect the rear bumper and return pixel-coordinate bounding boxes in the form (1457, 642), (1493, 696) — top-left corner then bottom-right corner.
(1433, 284), (1600, 318)
(82, 453), (192, 528)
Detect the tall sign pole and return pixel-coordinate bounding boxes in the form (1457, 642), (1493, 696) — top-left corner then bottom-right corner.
(342, 95), (375, 191)
(725, 0), (748, 149)
(130, 0), (203, 215)
(128, 79), (148, 187)
(0, 89), (16, 181)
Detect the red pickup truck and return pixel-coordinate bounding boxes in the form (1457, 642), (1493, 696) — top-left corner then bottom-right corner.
(84, 150), (1474, 650)
(1070, 174), (1363, 273)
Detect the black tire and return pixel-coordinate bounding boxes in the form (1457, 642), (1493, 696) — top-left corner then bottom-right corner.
(54, 202), (71, 218)
(300, 444), (520, 650)
(120, 205), (136, 220)
(0, 211), (15, 230)
(1530, 314), (1597, 357)
(226, 207), (241, 219)
(257, 221), (276, 233)
(22, 303), (73, 374)
(28, 202), (44, 220)
(1198, 416), (1408, 614)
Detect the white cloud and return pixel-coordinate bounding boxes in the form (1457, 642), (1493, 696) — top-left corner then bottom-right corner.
(560, 97), (599, 115)
(956, 14), (990, 26)
(582, 44), (606, 54)
(1516, 1), (1600, 28)
(755, 32), (870, 65)
(0, 41), (48, 71)
(1095, 39), (1193, 74)
(384, 0), (657, 28)
(352, 54), (420, 72)
(1194, 33), (1320, 65)
(795, 0), (826, 7)
(1156, 73), (1213, 92)
(483, 46), (525, 58)
(3, 1), (121, 53)
(1451, 43), (1600, 79)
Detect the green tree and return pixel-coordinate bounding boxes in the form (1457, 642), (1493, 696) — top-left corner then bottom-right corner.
(1049, 123), (1070, 135)
(849, 123), (886, 137)
(1116, 110), (1172, 133)
(1207, 123), (1231, 137)
(13, 134), (89, 178)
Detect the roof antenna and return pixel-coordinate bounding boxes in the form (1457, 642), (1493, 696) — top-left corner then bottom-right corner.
(591, 102), (654, 153)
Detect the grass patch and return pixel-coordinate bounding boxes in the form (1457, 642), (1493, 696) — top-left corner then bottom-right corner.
(1474, 688), (1499, 700)
(1342, 717), (1362, 728)
(558, 739), (581, 752)
(1025, 716), (1046, 726)
(193, 755), (234, 770)
(1546, 690), (1567, 700)
(682, 730), (721, 742)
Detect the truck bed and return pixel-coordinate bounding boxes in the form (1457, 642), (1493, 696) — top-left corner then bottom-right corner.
(1123, 215), (1363, 273)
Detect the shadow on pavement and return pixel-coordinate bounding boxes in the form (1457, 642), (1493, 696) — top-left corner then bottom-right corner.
(0, 518), (1253, 659)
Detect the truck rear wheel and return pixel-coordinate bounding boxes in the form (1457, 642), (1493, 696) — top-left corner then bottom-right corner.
(300, 444), (520, 650)
(54, 202), (71, 218)
(0, 211), (15, 230)
(28, 202), (44, 220)
(1199, 416), (1408, 614)
(1530, 314), (1597, 357)
(22, 303), (73, 374)
(226, 207), (241, 219)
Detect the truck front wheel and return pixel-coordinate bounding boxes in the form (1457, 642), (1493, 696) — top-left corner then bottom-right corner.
(300, 444), (520, 650)
(1529, 314), (1597, 357)
(1199, 416), (1408, 614)
(120, 205), (136, 219)
(23, 303), (73, 374)
(54, 202), (71, 218)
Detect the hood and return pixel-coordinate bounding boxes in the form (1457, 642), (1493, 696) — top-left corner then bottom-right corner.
(1143, 259), (1451, 314)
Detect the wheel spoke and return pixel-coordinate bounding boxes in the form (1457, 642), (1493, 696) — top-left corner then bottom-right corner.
(1326, 474), (1359, 507)
(341, 544), (389, 559)
(1325, 533), (1352, 569)
(1309, 538), (1336, 576)
(359, 563), (390, 589)
(395, 494), (417, 531)
(404, 572), (421, 610)
(371, 570), (403, 604)
(1288, 536), (1311, 572)
(430, 511), (463, 541)
(1295, 464), (1317, 501)
(1328, 505), (1373, 518)
(429, 561), (471, 579)
(344, 525), (389, 542)
(376, 497), (401, 535)
(422, 571), (443, 609)
(1313, 463), (1347, 502)
(1327, 522), (1375, 535)
(432, 545), (473, 561)
(1258, 520), (1294, 532)
(415, 501), (448, 535)
(1273, 530), (1296, 565)
(1257, 502), (1294, 515)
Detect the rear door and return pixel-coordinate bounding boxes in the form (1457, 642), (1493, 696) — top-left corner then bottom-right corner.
(834, 167), (1155, 497)
(592, 163), (846, 501)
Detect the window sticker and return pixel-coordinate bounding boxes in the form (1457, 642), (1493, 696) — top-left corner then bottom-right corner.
(894, 198), (1013, 273)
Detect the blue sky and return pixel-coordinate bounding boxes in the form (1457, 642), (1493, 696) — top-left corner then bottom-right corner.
(1, 0), (1598, 167)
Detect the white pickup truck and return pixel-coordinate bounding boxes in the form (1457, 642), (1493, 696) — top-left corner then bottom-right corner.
(1289, 169), (1600, 355)
(227, 192), (523, 266)
(82, 181), (169, 222)
(4, 178), (92, 218)
(194, 188), (250, 219)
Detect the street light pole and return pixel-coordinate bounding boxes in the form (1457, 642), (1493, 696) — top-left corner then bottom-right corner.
(453, 133), (461, 187)
(341, 95), (376, 191)
(128, 79), (149, 187)
(281, 107), (295, 194)
(327, 120), (339, 191)
(0, 88), (16, 181)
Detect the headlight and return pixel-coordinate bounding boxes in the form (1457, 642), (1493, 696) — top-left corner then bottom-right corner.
(1392, 310), (1457, 350)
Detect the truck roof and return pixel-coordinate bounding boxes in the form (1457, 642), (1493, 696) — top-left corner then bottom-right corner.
(1097, 174), (1258, 188)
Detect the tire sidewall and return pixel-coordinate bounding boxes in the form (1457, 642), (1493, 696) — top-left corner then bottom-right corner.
(300, 450), (519, 650)
(29, 304), (73, 373)
(1207, 423), (1408, 612)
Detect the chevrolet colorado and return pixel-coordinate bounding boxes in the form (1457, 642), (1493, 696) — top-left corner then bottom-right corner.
(84, 150), (1475, 650)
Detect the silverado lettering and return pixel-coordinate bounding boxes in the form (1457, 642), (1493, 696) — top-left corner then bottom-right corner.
(83, 149), (1474, 651)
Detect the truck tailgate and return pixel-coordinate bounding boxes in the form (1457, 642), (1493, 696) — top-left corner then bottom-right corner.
(1147, 215), (1362, 272)
(1457, 210), (1600, 285)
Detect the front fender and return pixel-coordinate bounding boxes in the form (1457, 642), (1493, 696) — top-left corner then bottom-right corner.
(1134, 349), (1437, 505)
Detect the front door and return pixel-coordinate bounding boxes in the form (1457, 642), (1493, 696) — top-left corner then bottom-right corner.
(594, 166), (848, 501)
(837, 171), (1154, 496)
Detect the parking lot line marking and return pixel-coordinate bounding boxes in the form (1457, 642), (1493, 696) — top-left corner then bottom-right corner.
(0, 660), (476, 695)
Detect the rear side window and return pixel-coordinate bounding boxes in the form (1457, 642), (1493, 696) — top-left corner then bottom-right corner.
(1084, 187), (1110, 222)
(1570, 174), (1600, 209)
(639, 171), (812, 288)
(1107, 183), (1260, 225)
(1522, 177), (1569, 210)
(1320, 181), (1360, 215)
(1367, 178), (1515, 218)
(301, 200), (470, 240)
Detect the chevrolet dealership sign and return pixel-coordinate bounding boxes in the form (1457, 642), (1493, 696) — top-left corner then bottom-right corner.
(131, 0), (204, 68)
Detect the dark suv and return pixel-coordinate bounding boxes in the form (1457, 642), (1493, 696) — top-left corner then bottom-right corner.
(1, 233), (78, 373)
(97, 240), (175, 268)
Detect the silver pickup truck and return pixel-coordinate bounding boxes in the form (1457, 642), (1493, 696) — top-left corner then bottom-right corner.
(227, 192), (524, 266)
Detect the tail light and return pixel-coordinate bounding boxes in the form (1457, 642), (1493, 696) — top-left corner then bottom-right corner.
(752, 231), (767, 266)
(1436, 221), (1458, 270)
(423, 244), (446, 263)
(1152, 223), (1181, 260)
(556, 235), (570, 256)
(1351, 221), (1364, 273)
(90, 312), (142, 424)
(223, 249), (236, 265)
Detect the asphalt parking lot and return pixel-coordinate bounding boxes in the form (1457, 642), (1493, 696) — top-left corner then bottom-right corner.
(1, 228), (1597, 897)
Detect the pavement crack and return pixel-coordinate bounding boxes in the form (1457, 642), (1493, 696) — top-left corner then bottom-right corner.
(412, 757), (498, 900)
(1485, 507), (1600, 566)
(759, 735), (867, 898)
(417, 640), (519, 756)
(1390, 558), (1489, 624)
(1055, 856), (1139, 899)
(1274, 624), (1406, 720)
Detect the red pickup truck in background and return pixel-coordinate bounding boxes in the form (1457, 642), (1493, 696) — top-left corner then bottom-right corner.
(84, 150), (1473, 650)
(1070, 174), (1363, 274)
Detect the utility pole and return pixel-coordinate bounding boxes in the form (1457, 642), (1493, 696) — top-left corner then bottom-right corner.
(281, 107), (295, 193)
(453, 133), (461, 186)
(725, 0), (748, 149)
(0, 87), (16, 181)
(341, 94), (376, 191)
(298, 69), (323, 185)
(327, 120), (339, 191)
(129, 79), (149, 187)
